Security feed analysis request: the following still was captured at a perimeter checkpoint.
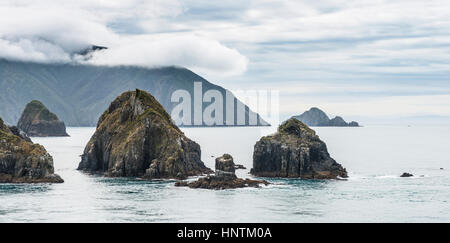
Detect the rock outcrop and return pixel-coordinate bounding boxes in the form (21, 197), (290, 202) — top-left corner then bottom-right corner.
(234, 164), (247, 170)
(175, 154), (269, 190)
(77, 89), (212, 179)
(0, 117), (63, 183)
(7, 126), (32, 142)
(293, 107), (360, 127)
(17, 100), (69, 137)
(400, 172), (413, 177)
(215, 154), (236, 179)
(251, 118), (348, 179)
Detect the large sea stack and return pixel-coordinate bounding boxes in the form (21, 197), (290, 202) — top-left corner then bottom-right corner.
(0, 117), (63, 183)
(17, 100), (69, 137)
(77, 89), (212, 179)
(251, 118), (348, 179)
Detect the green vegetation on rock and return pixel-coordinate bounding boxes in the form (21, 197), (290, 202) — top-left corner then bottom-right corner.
(17, 100), (69, 137)
(78, 89), (212, 179)
(0, 117), (63, 183)
(252, 118), (348, 179)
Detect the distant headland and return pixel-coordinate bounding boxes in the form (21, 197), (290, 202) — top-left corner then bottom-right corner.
(293, 107), (360, 127)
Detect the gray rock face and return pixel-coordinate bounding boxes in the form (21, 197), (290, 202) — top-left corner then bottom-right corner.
(7, 126), (32, 142)
(293, 107), (360, 127)
(17, 100), (69, 137)
(251, 118), (348, 179)
(215, 154), (236, 179)
(293, 107), (330, 126)
(0, 117), (63, 183)
(77, 89), (212, 179)
(329, 116), (348, 126)
(348, 121), (360, 127)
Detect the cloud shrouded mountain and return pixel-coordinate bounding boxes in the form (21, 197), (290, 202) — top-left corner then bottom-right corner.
(0, 59), (266, 127)
(0, 0), (248, 78)
(1, 0), (450, 121)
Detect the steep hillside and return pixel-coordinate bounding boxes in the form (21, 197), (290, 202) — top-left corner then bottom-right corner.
(0, 59), (268, 127)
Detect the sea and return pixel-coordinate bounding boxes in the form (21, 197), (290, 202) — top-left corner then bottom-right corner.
(1, 125), (449, 222)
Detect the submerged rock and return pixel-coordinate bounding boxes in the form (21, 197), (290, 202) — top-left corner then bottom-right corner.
(251, 118), (348, 179)
(0, 117), (63, 183)
(175, 154), (269, 190)
(400, 172), (414, 178)
(77, 89), (212, 179)
(175, 176), (269, 190)
(17, 100), (69, 137)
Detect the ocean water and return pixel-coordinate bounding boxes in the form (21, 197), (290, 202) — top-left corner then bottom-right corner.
(1, 126), (449, 222)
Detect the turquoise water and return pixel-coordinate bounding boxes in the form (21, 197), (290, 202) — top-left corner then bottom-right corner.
(1, 126), (449, 222)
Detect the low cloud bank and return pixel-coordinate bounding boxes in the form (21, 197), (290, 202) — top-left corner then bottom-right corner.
(0, 1), (248, 76)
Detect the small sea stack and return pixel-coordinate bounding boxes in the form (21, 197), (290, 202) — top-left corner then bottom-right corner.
(251, 118), (348, 179)
(77, 89), (212, 179)
(17, 100), (69, 137)
(0, 117), (63, 183)
(175, 154), (269, 190)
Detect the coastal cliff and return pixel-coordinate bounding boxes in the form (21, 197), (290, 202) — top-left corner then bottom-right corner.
(77, 89), (212, 179)
(251, 118), (348, 179)
(17, 100), (69, 137)
(0, 117), (63, 183)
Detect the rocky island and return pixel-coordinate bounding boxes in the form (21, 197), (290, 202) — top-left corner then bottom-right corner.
(251, 118), (348, 179)
(293, 107), (359, 127)
(176, 154), (269, 190)
(0, 117), (63, 183)
(77, 89), (212, 179)
(17, 100), (69, 137)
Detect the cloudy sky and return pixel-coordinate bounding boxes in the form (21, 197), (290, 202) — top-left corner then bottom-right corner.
(1, 0), (450, 124)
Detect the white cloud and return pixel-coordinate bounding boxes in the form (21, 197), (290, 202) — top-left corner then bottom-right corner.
(2, 0), (450, 120)
(0, 0), (248, 76)
(86, 34), (248, 77)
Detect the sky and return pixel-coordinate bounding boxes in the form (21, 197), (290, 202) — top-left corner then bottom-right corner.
(1, 0), (450, 124)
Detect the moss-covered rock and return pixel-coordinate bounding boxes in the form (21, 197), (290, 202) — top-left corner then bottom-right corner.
(77, 89), (212, 179)
(17, 100), (69, 137)
(251, 118), (348, 179)
(0, 117), (63, 183)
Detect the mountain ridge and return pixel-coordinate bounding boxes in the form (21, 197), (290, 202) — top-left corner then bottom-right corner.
(0, 59), (267, 127)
